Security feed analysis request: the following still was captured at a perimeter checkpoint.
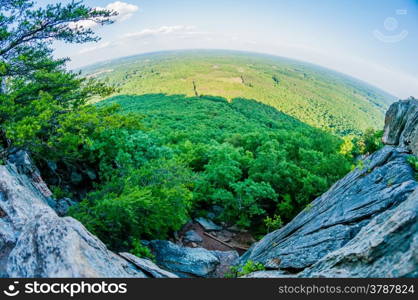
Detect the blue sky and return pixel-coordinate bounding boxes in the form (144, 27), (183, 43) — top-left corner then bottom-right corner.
(41, 0), (418, 98)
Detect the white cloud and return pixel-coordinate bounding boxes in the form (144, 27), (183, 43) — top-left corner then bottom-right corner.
(106, 1), (139, 22)
(69, 20), (97, 30)
(123, 26), (198, 39)
(77, 25), (200, 55)
(70, 1), (139, 30)
(78, 42), (112, 54)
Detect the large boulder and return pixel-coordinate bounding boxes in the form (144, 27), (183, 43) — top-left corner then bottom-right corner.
(0, 161), (148, 278)
(195, 217), (222, 231)
(211, 250), (240, 278)
(149, 240), (239, 278)
(300, 189), (418, 278)
(149, 240), (220, 277)
(383, 98), (418, 155)
(240, 146), (417, 270)
(7, 212), (146, 278)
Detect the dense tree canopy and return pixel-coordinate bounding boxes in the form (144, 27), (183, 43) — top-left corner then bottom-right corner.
(83, 94), (358, 242)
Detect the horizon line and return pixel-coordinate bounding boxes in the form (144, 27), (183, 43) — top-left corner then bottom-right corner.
(75, 48), (399, 100)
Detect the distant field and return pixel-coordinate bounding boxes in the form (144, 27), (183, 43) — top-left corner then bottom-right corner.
(83, 50), (395, 135)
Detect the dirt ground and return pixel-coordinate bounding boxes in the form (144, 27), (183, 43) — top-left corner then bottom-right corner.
(178, 222), (255, 256)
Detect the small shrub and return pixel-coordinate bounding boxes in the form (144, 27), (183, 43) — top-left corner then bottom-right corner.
(304, 203), (313, 212)
(358, 129), (384, 155)
(264, 215), (283, 233)
(387, 178), (395, 187)
(224, 260), (265, 278)
(50, 186), (73, 199)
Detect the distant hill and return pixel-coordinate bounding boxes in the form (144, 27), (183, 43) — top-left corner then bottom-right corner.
(83, 50), (396, 135)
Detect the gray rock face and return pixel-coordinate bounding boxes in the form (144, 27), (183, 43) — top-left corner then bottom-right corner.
(241, 270), (291, 278)
(0, 162), (147, 278)
(211, 250), (239, 278)
(383, 98), (418, 155)
(184, 230), (203, 243)
(241, 146), (417, 270)
(7, 213), (146, 278)
(55, 197), (77, 217)
(149, 240), (239, 278)
(149, 240), (220, 277)
(301, 189), (418, 278)
(195, 217), (222, 231)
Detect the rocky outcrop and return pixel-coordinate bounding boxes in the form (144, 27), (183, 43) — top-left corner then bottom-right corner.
(0, 162), (149, 278)
(241, 147), (417, 270)
(241, 99), (418, 277)
(184, 230), (204, 244)
(195, 217), (222, 231)
(149, 240), (238, 278)
(119, 253), (179, 278)
(300, 189), (418, 277)
(383, 98), (418, 155)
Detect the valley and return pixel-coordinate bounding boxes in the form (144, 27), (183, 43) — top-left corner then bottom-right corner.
(84, 50), (395, 135)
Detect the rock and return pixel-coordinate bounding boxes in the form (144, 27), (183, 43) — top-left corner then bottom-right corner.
(119, 253), (179, 278)
(149, 240), (220, 277)
(300, 189), (418, 278)
(207, 212), (216, 220)
(7, 150), (38, 174)
(70, 171), (83, 185)
(184, 230), (203, 244)
(240, 146), (417, 270)
(0, 162), (149, 278)
(195, 217), (222, 231)
(85, 168), (97, 181)
(149, 240), (239, 278)
(383, 98), (418, 155)
(211, 250), (239, 278)
(55, 197), (76, 217)
(7, 213), (146, 278)
(6, 150), (52, 199)
(242, 270), (292, 278)
(206, 205), (223, 220)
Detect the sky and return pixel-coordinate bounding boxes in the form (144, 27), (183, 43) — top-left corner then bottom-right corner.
(40, 0), (418, 99)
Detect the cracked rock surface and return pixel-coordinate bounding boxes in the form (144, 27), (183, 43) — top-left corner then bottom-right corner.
(0, 162), (148, 278)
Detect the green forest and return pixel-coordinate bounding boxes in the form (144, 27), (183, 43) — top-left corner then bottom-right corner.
(0, 1), (386, 257)
(84, 51), (394, 135)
